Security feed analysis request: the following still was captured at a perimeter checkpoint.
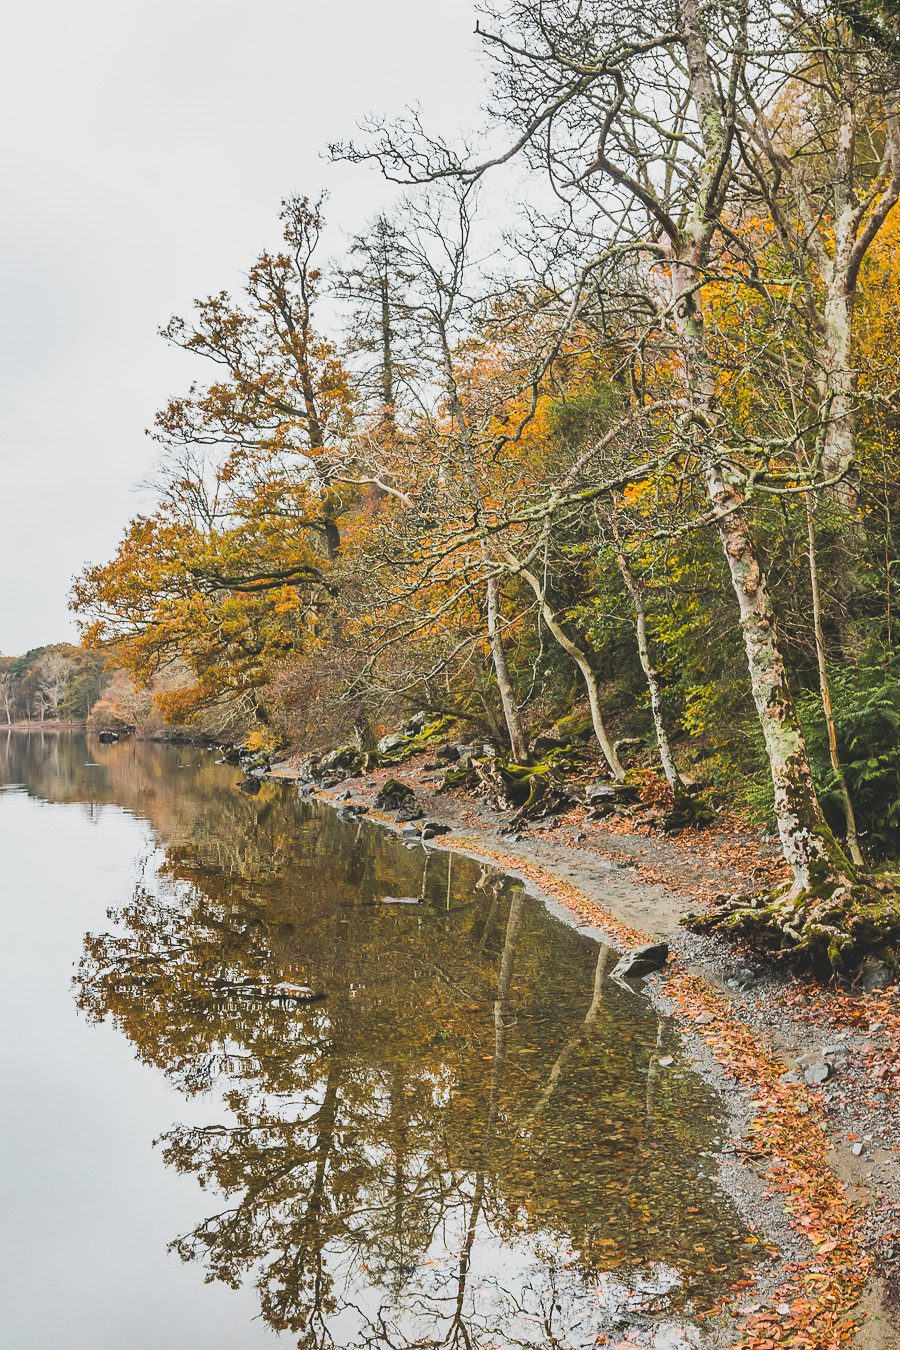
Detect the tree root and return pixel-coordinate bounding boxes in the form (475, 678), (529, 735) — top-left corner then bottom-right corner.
(685, 871), (900, 975)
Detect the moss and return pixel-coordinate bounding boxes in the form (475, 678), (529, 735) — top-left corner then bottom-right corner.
(686, 870), (900, 975)
(438, 764), (476, 791)
(377, 716), (458, 766)
(551, 710), (594, 742)
(416, 715), (456, 744)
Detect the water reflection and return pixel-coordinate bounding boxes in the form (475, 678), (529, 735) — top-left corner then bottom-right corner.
(3, 733), (755, 1347)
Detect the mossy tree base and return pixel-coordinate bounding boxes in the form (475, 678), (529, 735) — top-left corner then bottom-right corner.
(686, 869), (900, 975)
(662, 792), (716, 833)
(469, 748), (588, 822)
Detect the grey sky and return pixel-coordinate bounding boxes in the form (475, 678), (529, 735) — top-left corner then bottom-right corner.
(0, 0), (481, 654)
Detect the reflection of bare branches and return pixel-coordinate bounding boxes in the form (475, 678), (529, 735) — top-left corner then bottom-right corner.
(520, 944), (610, 1133)
(442, 889), (524, 1350)
(645, 1017), (665, 1121)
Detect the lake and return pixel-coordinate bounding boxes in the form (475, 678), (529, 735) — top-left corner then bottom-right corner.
(0, 732), (757, 1348)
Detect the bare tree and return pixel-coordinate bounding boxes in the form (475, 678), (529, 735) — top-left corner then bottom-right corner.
(34, 651), (75, 720)
(736, 1), (900, 506)
(0, 667), (16, 725)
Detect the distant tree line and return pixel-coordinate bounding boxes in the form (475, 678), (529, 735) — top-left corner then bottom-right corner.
(0, 646), (111, 724)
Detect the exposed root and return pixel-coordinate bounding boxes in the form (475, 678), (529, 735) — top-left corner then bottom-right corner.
(686, 870), (900, 975)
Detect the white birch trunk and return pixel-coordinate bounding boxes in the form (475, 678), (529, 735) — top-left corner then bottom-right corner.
(485, 568), (530, 763)
(513, 563), (626, 781)
(609, 531), (687, 797)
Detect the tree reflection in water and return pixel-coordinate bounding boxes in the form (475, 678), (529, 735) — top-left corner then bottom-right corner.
(60, 743), (758, 1348)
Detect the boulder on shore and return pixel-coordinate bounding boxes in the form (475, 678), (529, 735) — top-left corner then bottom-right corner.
(611, 942), (669, 980)
(374, 778), (416, 811)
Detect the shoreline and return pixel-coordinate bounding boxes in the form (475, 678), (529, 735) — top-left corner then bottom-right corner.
(267, 752), (899, 1348)
(2, 719), (88, 733)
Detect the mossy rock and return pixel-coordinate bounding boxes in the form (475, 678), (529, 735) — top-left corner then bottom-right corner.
(661, 794), (716, 833)
(551, 710), (595, 742)
(374, 778), (416, 811)
(375, 716), (458, 766)
(437, 764), (476, 792)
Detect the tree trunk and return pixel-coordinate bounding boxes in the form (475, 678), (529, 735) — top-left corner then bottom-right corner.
(819, 280), (858, 511)
(671, 259), (847, 893)
(379, 268), (396, 429)
(709, 464), (848, 888)
(484, 567), (530, 763)
(512, 562), (625, 780)
(607, 523), (687, 797)
(806, 495), (865, 865)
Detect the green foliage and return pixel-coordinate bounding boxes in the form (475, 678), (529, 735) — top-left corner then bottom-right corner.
(737, 659), (900, 860)
(548, 383), (624, 451)
(798, 661), (900, 861)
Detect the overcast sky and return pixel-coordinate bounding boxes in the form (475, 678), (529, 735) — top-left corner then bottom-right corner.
(0, 0), (483, 655)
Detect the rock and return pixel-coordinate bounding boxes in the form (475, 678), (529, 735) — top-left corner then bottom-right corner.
(239, 749), (271, 777)
(376, 731), (409, 756)
(421, 820), (451, 839)
(318, 746), (365, 779)
(395, 805), (424, 822)
(851, 1142), (864, 1157)
(860, 957), (894, 992)
(438, 763), (476, 792)
(661, 796), (716, 832)
(402, 711), (431, 734)
(531, 734), (568, 755)
(613, 736), (642, 753)
(611, 942), (669, 980)
(726, 969), (758, 992)
(374, 778), (415, 811)
(822, 1043), (849, 1059)
(237, 777), (261, 795)
(97, 730), (119, 744)
(399, 824), (421, 840)
(803, 1061), (831, 1086)
(584, 781), (640, 816)
(658, 1055), (674, 1067)
(435, 744), (459, 762)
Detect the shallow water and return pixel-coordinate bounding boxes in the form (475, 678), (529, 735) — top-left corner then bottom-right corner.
(0, 732), (757, 1348)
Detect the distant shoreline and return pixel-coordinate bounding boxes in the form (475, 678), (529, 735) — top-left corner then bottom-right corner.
(2, 720), (88, 733)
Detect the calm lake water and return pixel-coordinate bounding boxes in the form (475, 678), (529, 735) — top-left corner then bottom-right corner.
(0, 732), (757, 1348)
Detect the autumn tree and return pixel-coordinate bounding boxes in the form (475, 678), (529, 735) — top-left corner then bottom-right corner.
(74, 197), (357, 722)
